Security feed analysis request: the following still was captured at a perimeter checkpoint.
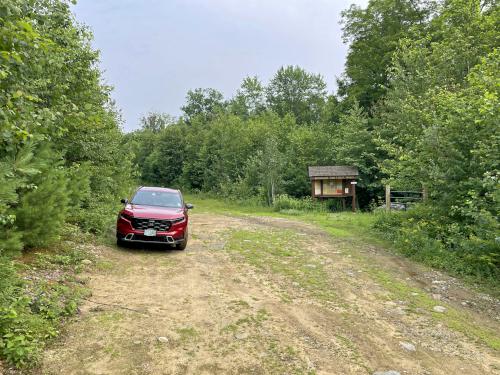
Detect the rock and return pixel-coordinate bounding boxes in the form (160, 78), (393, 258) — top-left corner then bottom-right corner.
(433, 305), (446, 313)
(432, 293), (442, 300)
(394, 307), (407, 315)
(373, 371), (401, 375)
(133, 341), (141, 345)
(81, 259), (92, 265)
(234, 332), (248, 340)
(399, 341), (416, 352)
(157, 336), (169, 343)
(432, 280), (445, 284)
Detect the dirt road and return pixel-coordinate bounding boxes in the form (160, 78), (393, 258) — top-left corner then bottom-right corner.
(40, 213), (499, 374)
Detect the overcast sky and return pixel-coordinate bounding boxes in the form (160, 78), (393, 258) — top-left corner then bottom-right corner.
(72, 0), (368, 131)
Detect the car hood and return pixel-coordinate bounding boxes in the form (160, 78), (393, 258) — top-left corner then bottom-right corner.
(124, 204), (184, 219)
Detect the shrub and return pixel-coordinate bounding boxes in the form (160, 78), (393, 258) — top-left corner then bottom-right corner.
(374, 204), (500, 287)
(272, 194), (326, 212)
(15, 167), (70, 248)
(0, 225), (91, 367)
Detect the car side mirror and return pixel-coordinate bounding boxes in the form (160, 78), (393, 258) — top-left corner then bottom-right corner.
(185, 203), (194, 209)
(121, 198), (128, 204)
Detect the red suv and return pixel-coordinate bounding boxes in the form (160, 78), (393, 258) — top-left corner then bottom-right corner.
(116, 187), (193, 250)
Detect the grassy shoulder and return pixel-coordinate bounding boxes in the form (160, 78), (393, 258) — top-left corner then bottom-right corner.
(0, 224), (100, 369)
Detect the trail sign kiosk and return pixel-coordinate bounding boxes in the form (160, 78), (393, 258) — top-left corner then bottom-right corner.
(308, 166), (359, 212)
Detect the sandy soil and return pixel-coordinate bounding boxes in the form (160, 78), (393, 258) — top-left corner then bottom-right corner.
(37, 212), (499, 375)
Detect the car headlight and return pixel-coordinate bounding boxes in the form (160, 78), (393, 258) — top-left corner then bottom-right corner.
(171, 217), (185, 224)
(120, 213), (133, 221)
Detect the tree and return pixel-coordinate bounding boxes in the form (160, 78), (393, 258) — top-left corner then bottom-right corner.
(371, 1), (499, 276)
(333, 104), (381, 206)
(266, 66), (327, 124)
(0, 0), (135, 251)
(376, 0), (499, 191)
(181, 88), (225, 123)
(140, 112), (175, 133)
(246, 136), (286, 205)
(229, 76), (266, 118)
(338, 0), (432, 109)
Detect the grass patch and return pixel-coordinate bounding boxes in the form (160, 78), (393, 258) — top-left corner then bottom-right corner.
(366, 267), (500, 351)
(264, 339), (316, 375)
(224, 229), (337, 302)
(221, 308), (269, 334)
(228, 299), (250, 312)
(95, 311), (124, 325)
(175, 326), (199, 343)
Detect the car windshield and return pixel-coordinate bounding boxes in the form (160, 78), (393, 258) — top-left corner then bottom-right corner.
(131, 190), (183, 208)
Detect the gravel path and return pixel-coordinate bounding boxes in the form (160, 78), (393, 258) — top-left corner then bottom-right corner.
(38, 212), (500, 375)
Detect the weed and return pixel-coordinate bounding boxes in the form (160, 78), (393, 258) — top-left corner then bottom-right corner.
(264, 338), (316, 375)
(221, 309), (269, 334)
(228, 300), (250, 312)
(176, 326), (198, 343)
(225, 229), (337, 302)
(0, 226), (93, 367)
(96, 311), (124, 325)
(365, 267), (500, 351)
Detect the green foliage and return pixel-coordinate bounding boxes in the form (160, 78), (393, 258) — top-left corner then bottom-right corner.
(0, 0), (133, 367)
(139, 112), (175, 133)
(333, 104), (383, 206)
(181, 88), (225, 123)
(228, 76), (266, 118)
(272, 194), (326, 213)
(266, 65), (327, 125)
(0, 0), (134, 249)
(374, 205), (499, 284)
(16, 166), (70, 248)
(0, 225), (92, 367)
(339, 0), (432, 108)
(371, 2), (499, 282)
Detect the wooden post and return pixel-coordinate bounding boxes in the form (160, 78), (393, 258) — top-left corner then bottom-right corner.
(385, 185), (391, 212)
(351, 181), (357, 212)
(422, 185), (428, 202)
(311, 179), (315, 200)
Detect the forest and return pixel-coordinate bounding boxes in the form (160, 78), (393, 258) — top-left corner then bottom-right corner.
(0, 0), (498, 368)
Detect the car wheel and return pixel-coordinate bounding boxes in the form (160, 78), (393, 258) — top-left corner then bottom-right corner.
(116, 237), (126, 247)
(177, 239), (187, 250)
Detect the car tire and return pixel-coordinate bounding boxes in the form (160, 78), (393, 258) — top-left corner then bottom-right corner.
(177, 240), (187, 250)
(116, 237), (126, 247)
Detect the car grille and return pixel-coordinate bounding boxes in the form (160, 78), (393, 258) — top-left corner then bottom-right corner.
(131, 218), (172, 231)
(132, 234), (169, 242)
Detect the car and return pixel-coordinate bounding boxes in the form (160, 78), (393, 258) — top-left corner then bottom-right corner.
(116, 186), (193, 250)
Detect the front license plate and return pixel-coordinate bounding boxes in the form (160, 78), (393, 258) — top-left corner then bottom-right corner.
(144, 229), (157, 237)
